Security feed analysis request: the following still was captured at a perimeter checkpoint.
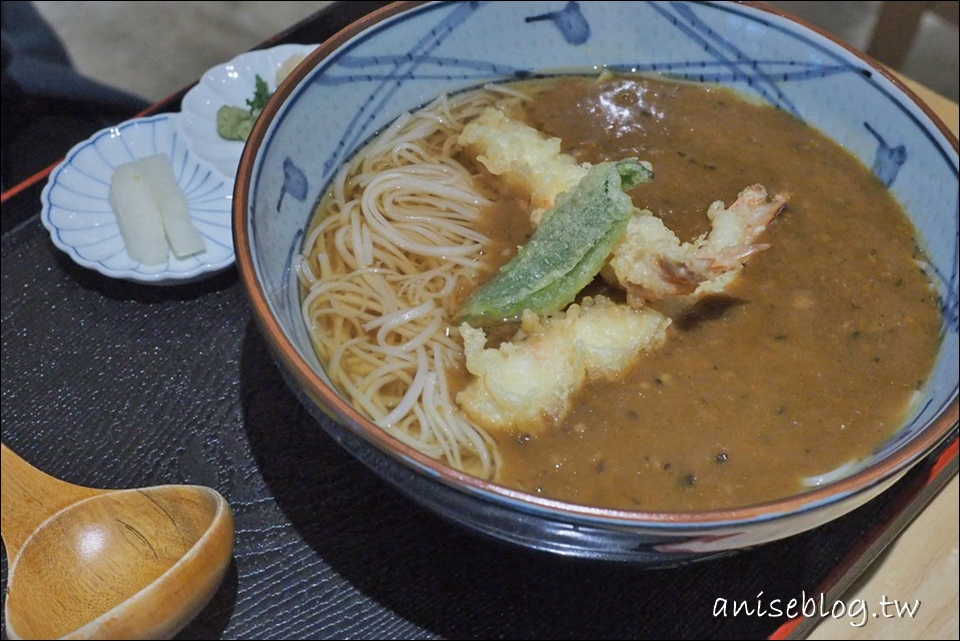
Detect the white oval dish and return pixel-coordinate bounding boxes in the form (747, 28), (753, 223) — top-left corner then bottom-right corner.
(40, 113), (235, 284)
(179, 43), (318, 179)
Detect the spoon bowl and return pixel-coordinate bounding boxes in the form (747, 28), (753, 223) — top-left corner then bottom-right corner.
(1, 444), (234, 640)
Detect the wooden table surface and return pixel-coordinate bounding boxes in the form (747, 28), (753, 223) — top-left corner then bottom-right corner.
(809, 76), (959, 641)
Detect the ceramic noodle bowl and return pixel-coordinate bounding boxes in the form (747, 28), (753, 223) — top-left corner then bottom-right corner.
(233, 1), (959, 563)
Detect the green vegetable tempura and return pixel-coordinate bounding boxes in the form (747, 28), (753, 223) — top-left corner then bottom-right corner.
(459, 159), (653, 326)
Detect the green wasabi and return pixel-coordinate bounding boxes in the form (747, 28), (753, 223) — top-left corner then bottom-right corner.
(460, 159), (653, 326)
(216, 74), (273, 142)
(216, 106), (255, 141)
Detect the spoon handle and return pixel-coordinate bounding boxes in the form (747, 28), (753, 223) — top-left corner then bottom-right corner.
(1, 443), (104, 559)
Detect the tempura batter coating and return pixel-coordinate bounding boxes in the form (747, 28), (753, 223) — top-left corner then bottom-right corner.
(458, 108), (787, 310)
(457, 296), (670, 433)
(458, 107), (588, 224)
(606, 184), (788, 307)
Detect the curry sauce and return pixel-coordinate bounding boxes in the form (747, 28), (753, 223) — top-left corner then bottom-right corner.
(489, 76), (942, 510)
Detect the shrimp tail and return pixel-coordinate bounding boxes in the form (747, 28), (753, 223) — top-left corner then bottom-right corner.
(656, 242), (769, 293)
(610, 184), (789, 307)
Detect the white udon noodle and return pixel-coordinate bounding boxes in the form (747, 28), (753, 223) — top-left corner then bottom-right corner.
(297, 85), (535, 479)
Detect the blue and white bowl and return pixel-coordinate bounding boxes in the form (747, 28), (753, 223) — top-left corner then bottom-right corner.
(234, 1), (959, 563)
(41, 113), (235, 284)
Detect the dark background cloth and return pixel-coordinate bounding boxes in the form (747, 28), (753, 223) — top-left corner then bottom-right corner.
(0, 1), (149, 191)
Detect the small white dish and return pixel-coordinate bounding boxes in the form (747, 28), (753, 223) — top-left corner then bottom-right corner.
(179, 43), (317, 179)
(40, 113), (235, 285)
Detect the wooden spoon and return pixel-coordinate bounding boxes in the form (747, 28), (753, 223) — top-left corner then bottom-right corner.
(1, 443), (234, 640)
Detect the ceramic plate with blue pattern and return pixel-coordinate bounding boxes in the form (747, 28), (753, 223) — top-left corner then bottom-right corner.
(40, 113), (235, 284)
(179, 44), (318, 180)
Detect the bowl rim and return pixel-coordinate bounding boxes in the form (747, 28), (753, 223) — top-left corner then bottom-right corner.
(234, 0), (960, 529)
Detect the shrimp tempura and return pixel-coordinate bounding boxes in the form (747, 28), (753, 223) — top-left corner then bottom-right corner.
(458, 108), (789, 310)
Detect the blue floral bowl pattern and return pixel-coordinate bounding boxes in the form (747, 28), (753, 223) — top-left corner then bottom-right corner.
(235, 1), (959, 562)
(41, 113), (235, 284)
